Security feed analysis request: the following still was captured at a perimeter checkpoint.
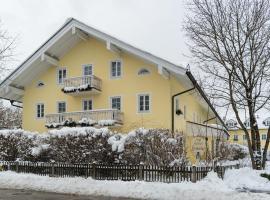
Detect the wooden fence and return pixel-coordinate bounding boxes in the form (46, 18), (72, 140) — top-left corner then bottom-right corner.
(0, 161), (239, 183)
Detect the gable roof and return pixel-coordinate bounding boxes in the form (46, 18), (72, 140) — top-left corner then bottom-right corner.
(0, 18), (226, 129)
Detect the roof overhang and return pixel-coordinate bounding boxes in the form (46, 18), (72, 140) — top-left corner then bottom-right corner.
(0, 18), (186, 102)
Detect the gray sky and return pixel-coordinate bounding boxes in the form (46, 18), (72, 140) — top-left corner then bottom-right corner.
(0, 0), (190, 71)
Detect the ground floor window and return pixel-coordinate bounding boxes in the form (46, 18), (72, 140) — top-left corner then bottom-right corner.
(36, 103), (44, 118)
(233, 134), (238, 141)
(138, 94), (150, 112)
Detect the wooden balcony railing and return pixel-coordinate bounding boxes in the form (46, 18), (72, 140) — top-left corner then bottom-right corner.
(62, 75), (102, 94)
(45, 109), (123, 128)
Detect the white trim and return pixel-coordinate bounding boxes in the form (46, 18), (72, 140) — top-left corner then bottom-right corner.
(82, 64), (94, 76)
(137, 93), (151, 114)
(82, 98), (93, 111)
(109, 95), (122, 111)
(109, 59), (123, 79)
(56, 101), (67, 113)
(56, 67), (67, 85)
(36, 102), (45, 119)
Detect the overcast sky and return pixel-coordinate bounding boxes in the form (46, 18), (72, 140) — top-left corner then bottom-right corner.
(0, 0), (190, 71)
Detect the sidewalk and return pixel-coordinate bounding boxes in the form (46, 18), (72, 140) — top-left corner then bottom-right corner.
(0, 188), (139, 200)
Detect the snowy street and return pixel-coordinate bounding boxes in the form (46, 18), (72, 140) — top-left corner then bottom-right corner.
(0, 167), (270, 200)
(0, 189), (139, 200)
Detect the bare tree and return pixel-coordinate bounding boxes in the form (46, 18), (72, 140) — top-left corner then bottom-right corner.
(0, 19), (15, 78)
(185, 0), (270, 169)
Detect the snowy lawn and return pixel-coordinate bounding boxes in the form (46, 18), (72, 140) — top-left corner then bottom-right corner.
(0, 168), (270, 200)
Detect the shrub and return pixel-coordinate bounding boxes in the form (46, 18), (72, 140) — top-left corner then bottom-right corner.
(260, 173), (270, 181)
(219, 142), (248, 161)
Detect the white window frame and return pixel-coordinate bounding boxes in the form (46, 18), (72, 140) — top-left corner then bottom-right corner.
(110, 96), (122, 111)
(57, 67), (67, 85)
(137, 93), (151, 113)
(110, 60), (122, 79)
(57, 101), (67, 113)
(82, 99), (93, 111)
(82, 64), (93, 76)
(36, 103), (45, 119)
(262, 134), (267, 140)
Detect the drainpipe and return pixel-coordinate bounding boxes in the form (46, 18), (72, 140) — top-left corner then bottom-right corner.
(172, 87), (195, 133)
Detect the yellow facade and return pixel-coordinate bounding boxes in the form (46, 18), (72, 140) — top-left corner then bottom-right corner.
(229, 129), (270, 151)
(22, 38), (213, 133)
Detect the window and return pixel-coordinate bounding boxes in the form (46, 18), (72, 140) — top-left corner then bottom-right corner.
(111, 96), (121, 110)
(263, 119), (270, 126)
(57, 102), (66, 113)
(138, 68), (150, 76)
(244, 121), (250, 127)
(37, 81), (44, 87)
(138, 94), (150, 112)
(36, 103), (44, 118)
(83, 64), (93, 76)
(57, 68), (67, 84)
(110, 61), (121, 78)
(83, 99), (92, 111)
(233, 134), (238, 141)
(262, 134), (267, 140)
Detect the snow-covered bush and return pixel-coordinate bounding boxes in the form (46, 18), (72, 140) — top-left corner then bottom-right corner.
(0, 130), (36, 161)
(48, 127), (114, 163)
(108, 129), (187, 166)
(219, 142), (248, 161)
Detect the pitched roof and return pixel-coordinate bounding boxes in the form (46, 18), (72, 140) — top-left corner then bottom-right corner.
(0, 18), (226, 128)
(226, 115), (270, 130)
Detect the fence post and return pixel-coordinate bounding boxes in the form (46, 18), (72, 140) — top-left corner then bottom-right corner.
(92, 163), (96, 179)
(50, 163), (55, 177)
(236, 164), (240, 169)
(15, 162), (19, 173)
(139, 165), (143, 181)
(7, 162), (10, 171)
(191, 165), (197, 183)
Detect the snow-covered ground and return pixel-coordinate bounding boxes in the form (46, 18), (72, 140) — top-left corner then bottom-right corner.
(0, 167), (269, 200)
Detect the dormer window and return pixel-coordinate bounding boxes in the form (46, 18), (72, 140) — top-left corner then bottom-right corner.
(226, 120), (237, 128)
(138, 68), (150, 76)
(244, 121), (250, 127)
(263, 118), (270, 126)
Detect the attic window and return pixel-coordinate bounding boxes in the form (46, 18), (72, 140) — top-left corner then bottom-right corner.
(226, 120), (237, 128)
(138, 68), (150, 76)
(37, 81), (44, 87)
(244, 121), (250, 127)
(263, 119), (270, 126)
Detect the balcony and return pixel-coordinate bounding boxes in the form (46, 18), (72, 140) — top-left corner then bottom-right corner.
(45, 109), (123, 129)
(62, 75), (102, 96)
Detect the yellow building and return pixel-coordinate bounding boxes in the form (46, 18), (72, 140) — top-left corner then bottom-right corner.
(0, 18), (228, 162)
(226, 117), (270, 157)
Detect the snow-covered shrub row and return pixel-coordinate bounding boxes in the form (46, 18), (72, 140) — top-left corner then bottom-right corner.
(0, 128), (187, 165)
(219, 142), (248, 161)
(0, 129), (38, 161)
(108, 128), (187, 166)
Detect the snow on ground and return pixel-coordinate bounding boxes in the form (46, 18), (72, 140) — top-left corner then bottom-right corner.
(0, 170), (269, 200)
(224, 167), (270, 191)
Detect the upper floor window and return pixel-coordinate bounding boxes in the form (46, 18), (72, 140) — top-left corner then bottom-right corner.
(243, 135), (247, 140)
(57, 68), (67, 84)
(110, 60), (122, 78)
(83, 64), (93, 76)
(111, 96), (121, 110)
(138, 94), (150, 113)
(83, 99), (93, 111)
(138, 68), (150, 76)
(36, 103), (44, 119)
(262, 134), (267, 140)
(233, 134), (238, 141)
(57, 102), (66, 113)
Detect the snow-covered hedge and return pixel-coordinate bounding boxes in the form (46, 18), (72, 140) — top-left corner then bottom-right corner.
(0, 128), (186, 165)
(219, 142), (248, 161)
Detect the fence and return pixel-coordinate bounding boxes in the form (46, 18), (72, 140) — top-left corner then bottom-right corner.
(0, 161), (239, 183)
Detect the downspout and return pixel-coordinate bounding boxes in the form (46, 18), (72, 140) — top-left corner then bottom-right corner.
(171, 87), (195, 133)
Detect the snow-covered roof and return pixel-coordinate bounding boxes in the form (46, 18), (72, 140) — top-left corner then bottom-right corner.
(226, 115), (270, 130)
(0, 18), (187, 103)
